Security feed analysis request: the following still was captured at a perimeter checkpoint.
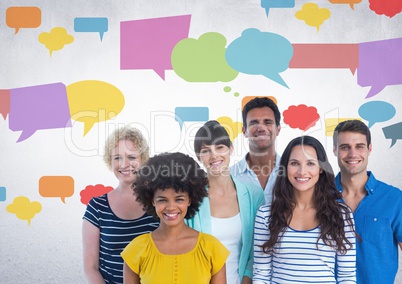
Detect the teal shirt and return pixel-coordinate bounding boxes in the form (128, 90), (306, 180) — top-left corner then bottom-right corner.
(186, 176), (265, 281)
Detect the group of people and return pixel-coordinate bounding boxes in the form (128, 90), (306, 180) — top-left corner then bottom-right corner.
(82, 97), (402, 284)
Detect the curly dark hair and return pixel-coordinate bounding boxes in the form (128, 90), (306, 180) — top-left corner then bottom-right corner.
(133, 152), (208, 219)
(263, 136), (354, 254)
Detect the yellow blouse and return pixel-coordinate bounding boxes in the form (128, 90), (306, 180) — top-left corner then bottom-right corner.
(121, 232), (229, 284)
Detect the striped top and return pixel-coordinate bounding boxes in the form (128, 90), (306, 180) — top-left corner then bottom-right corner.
(253, 205), (356, 284)
(83, 194), (159, 284)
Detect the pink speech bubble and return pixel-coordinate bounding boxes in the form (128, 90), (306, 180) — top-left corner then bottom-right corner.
(0, 90), (10, 120)
(369, 0), (402, 18)
(283, 104), (320, 131)
(289, 44), (359, 75)
(358, 38), (402, 98)
(8, 83), (72, 142)
(80, 184), (114, 205)
(120, 15), (191, 80)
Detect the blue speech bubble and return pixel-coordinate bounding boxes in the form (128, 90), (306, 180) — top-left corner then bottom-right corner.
(0, 187), (6, 202)
(74, 17), (108, 41)
(226, 28), (293, 88)
(382, 122), (402, 148)
(358, 101), (396, 128)
(175, 107), (209, 130)
(261, 0), (295, 17)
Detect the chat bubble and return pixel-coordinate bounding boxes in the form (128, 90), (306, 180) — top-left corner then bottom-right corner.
(6, 6), (41, 34)
(38, 27), (74, 56)
(369, 0), (402, 18)
(216, 116), (243, 142)
(241, 96), (278, 110)
(283, 104), (320, 131)
(80, 184), (113, 205)
(0, 187), (6, 202)
(39, 176), (74, 203)
(295, 3), (331, 32)
(74, 17), (108, 41)
(66, 80), (125, 136)
(261, 0), (295, 17)
(223, 86), (240, 97)
(289, 44), (359, 74)
(121, 15), (191, 80)
(175, 107), (209, 130)
(226, 28), (293, 88)
(329, 0), (362, 10)
(325, 118), (362, 136)
(382, 122), (402, 148)
(358, 38), (402, 98)
(358, 101), (396, 128)
(8, 83), (72, 142)
(171, 32), (239, 82)
(6, 196), (42, 225)
(0, 89), (11, 120)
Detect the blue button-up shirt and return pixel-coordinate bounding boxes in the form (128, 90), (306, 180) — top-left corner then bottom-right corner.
(335, 171), (402, 284)
(230, 152), (281, 205)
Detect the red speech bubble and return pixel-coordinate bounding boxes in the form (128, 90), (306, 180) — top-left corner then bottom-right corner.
(80, 184), (114, 205)
(289, 44), (359, 75)
(283, 104), (320, 131)
(0, 90), (10, 120)
(369, 0), (402, 18)
(39, 176), (74, 203)
(6, 6), (41, 34)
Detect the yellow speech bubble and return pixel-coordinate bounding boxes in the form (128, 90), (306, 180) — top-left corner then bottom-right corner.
(325, 118), (362, 136)
(66, 80), (125, 136)
(38, 27), (74, 56)
(6, 196), (42, 226)
(216, 116), (243, 142)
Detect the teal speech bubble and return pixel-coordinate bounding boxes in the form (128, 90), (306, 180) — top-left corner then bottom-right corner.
(174, 107), (209, 130)
(74, 17), (108, 41)
(382, 122), (402, 148)
(358, 101), (396, 128)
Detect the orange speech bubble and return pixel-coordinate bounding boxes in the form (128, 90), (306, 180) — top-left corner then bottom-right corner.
(6, 6), (41, 34)
(39, 176), (74, 203)
(329, 0), (362, 10)
(241, 96), (277, 110)
(289, 44), (359, 75)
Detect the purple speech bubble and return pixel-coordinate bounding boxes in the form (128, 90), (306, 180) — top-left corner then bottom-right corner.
(120, 15), (191, 80)
(9, 83), (72, 142)
(358, 38), (402, 98)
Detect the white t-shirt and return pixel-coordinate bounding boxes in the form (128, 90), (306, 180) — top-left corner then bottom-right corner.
(211, 213), (242, 284)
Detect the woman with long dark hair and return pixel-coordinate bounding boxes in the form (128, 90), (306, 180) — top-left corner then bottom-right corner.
(253, 135), (356, 283)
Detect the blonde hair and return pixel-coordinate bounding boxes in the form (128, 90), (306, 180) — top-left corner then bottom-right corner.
(103, 126), (149, 169)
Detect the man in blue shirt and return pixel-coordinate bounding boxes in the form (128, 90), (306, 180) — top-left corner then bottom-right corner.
(333, 119), (402, 284)
(230, 97), (281, 205)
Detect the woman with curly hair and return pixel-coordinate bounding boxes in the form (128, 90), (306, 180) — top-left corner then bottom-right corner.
(121, 152), (229, 284)
(253, 136), (356, 284)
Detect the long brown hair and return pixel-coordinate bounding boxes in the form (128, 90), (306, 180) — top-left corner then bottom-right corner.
(262, 136), (354, 254)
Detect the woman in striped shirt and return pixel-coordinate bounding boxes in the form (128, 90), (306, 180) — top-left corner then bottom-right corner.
(82, 126), (158, 284)
(253, 135), (356, 284)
